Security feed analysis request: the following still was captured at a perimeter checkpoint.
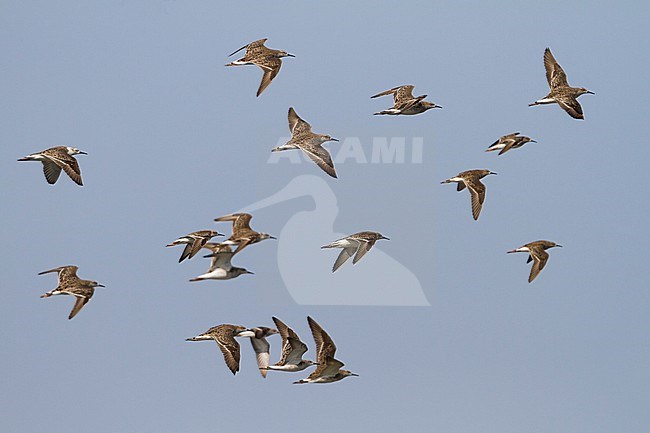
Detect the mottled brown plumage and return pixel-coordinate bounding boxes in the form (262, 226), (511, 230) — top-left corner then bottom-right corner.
(225, 38), (294, 97)
(186, 324), (255, 375)
(485, 132), (537, 155)
(371, 84), (441, 115)
(507, 240), (562, 283)
(39, 265), (105, 319)
(213, 212), (275, 254)
(321, 231), (390, 272)
(441, 169), (497, 220)
(529, 48), (594, 119)
(271, 107), (339, 178)
(293, 317), (357, 384)
(166, 230), (222, 263)
(18, 146), (87, 186)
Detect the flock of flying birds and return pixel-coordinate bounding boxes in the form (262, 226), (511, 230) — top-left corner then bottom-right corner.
(19, 39), (593, 383)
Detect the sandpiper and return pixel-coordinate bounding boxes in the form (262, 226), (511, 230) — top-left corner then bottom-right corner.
(264, 316), (316, 373)
(213, 212), (275, 254)
(242, 327), (279, 378)
(321, 231), (389, 272)
(271, 107), (339, 178)
(186, 324), (256, 375)
(166, 230), (223, 263)
(18, 146), (87, 186)
(294, 316), (357, 384)
(39, 265), (105, 320)
(485, 132), (537, 155)
(225, 38), (294, 97)
(189, 243), (253, 282)
(371, 84), (441, 116)
(507, 240), (562, 283)
(529, 48), (594, 120)
(441, 169), (497, 220)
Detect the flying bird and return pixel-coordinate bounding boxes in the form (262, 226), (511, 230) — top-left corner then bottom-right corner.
(225, 38), (294, 97)
(294, 316), (358, 384)
(485, 132), (537, 155)
(441, 169), (497, 220)
(529, 48), (594, 119)
(166, 230), (223, 263)
(18, 146), (87, 186)
(186, 324), (255, 375)
(264, 316), (316, 373)
(507, 240), (562, 283)
(321, 231), (390, 272)
(39, 265), (105, 320)
(371, 84), (441, 115)
(189, 243), (253, 281)
(213, 212), (275, 255)
(271, 107), (339, 178)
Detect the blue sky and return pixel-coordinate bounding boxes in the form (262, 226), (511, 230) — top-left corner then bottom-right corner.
(1, 1), (649, 432)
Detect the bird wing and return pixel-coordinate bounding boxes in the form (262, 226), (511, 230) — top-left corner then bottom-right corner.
(46, 154), (83, 186)
(556, 96), (584, 120)
(38, 266), (80, 285)
(544, 48), (569, 89)
(215, 336), (241, 375)
(299, 143), (337, 178)
(307, 316), (337, 363)
(370, 85), (403, 99)
(207, 251), (233, 272)
(250, 337), (271, 378)
(308, 356), (344, 379)
(464, 177), (486, 220)
(255, 57), (281, 97)
(528, 247), (549, 283)
(68, 295), (89, 320)
(214, 213), (253, 234)
(498, 137), (518, 155)
(393, 85), (416, 103)
(42, 161), (62, 184)
(287, 107), (313, 135)
(332, 246), (357, 272)
(231, 237), (253, 255)
(393, 94), (426, 112)
(273, 317), (306, 365)
(352, 240), (373, 264)
(228, 38), (267, 57)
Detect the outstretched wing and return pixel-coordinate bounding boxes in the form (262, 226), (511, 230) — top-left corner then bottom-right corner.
(544, 48), (569, 89)
(288, 107), (313, 136)
(528, 247), (549, 283)
(332, 247), (356, 272)
(42, 161), (62, 184)
(300, 144), (337, 178)
(556, 96), (584, 120)
(352, 240), (374, 264)
(250, 337), (271, 378)
(68, 295), (89, 320)
(228, 38), (268, 57)
(464, 177), (486, 220)
(255, 57), (281, 97)
(215, 337), (241, 375)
